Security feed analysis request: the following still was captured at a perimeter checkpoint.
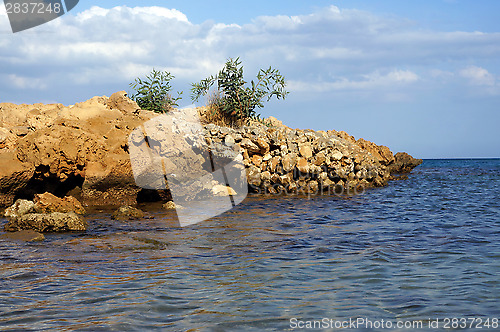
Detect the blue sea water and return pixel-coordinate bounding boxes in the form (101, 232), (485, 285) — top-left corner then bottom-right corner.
(0, 159), (499, 331)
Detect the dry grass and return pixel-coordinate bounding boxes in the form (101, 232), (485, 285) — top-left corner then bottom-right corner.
(197, 91), (247, 128)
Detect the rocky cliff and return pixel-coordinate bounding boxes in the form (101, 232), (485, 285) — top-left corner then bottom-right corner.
(0, 92), (422, 207)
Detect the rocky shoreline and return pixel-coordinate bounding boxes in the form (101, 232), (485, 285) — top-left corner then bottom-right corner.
(1, 92), (422, 234)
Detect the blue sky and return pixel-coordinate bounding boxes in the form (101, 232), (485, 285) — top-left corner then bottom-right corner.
(1, 0), (499, 158)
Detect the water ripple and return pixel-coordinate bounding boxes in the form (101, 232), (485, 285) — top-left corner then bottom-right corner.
(0, 159), (499, 330)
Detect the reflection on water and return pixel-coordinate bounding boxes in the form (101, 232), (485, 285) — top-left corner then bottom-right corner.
(0, 159), (499, 331)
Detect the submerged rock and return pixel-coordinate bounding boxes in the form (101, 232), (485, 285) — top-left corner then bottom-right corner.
(4, 212), (87, 232)
(112, 205), (145, 220)
(1, 230), (45, 242)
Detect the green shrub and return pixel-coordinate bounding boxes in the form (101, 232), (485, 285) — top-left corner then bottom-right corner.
(129, 69), (182, 113)
(191, 57), (288, 122)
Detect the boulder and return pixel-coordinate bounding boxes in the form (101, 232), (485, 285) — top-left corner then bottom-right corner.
(224, 134), (235, 146)
(4, 212), (87, 232)
(255, 137), (270, 154)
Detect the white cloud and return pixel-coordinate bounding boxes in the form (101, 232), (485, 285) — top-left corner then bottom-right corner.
(76, 6), (189, 23)
(459, 66), (496, 86)
(8, 74), (47, 90)
(75, 6), (109, 21)
(0, 4), (499, 103)
(289, 70), (419, 92)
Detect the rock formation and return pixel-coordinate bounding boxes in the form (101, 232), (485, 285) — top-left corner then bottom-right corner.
(0, 92), (157, 207)
(0, 92), (422, 208)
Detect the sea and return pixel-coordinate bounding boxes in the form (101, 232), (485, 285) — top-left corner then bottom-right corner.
(0, 159), (499, 331)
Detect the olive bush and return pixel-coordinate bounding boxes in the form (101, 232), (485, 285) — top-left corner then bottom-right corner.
(191, 58), (288, 122)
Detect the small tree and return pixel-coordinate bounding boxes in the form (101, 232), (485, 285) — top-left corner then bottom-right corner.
(129, 69), (182, 113)
(191, 57), (288, 123)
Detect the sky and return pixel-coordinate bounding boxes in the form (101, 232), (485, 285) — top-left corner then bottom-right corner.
(0, 0), (499, 159)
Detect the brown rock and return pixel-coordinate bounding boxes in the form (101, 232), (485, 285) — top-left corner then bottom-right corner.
(261, 171), (271, 182)
(333, 130), (357, 144)
(282, 154), (297, 173)
(356, 138), (395, 166)
(266, 116), (287, 128)
(26, 106), (59, 130)
(330, 150), (343, 161)
(0, 93), (158, 208)
(0, 94), (418, 204)
(270, 173), (281, 184)
(240, 138), (260, 154)
(262, 153), (272, 162)
(307, 180), (319, 194)
(255, 137), (270, 154)
(106, 91), (140, 113)
(268, 156), (280, 173)
(299, 143), (313, 159)
(280, 173), (293, 186)
(0, 152), (34, 207)
(0, 127), (16, 150)
(389, 152), (423, 174)
(10, 126), (29, 137)
(246, 165), (261, 188)
(313, 152), (326, 166)
(251, 154), (263, 167)
(242, 149), (250, 163)
(34, 192), (86, 214)
(296, 157), (310, 174)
